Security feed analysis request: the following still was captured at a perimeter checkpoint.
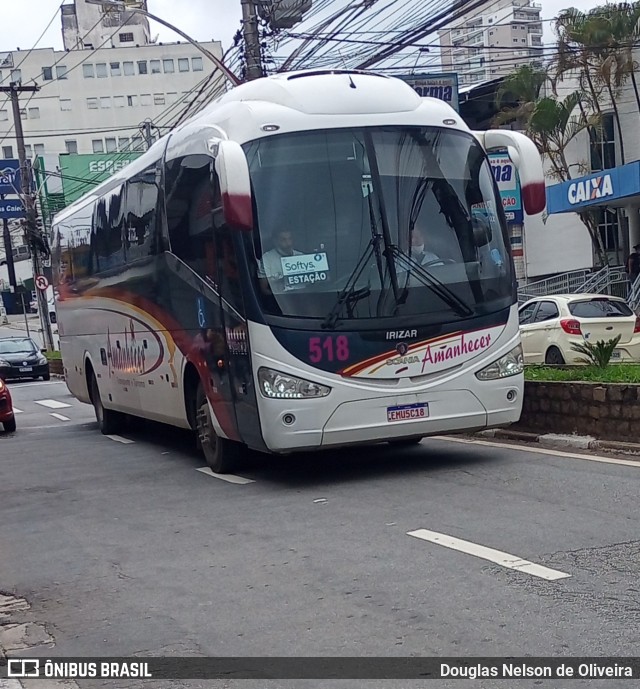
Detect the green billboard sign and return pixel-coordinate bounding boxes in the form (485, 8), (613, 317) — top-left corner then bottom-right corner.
(59, 152), (143, 204)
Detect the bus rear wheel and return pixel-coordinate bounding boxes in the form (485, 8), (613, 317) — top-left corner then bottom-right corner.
(89, 372), (125, 435)
(195, 384), (241, 474)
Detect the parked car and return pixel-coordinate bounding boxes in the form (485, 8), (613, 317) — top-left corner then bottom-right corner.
(518, 294), (640, 365)
(0, 337), (50, 381)
(29, 294), (57, 324)
(0, 377), (16, 432)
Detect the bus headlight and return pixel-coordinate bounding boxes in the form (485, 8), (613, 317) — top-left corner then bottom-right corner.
(258, 367), (331, 399)
(475, 344), (524, 380)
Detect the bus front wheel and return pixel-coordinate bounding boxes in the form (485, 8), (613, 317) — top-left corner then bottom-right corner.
(89, 372), (125, 435)
(195, 384), (241, 474)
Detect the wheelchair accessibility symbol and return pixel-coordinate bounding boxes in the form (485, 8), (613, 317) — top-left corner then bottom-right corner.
(197, 296), (206, 328)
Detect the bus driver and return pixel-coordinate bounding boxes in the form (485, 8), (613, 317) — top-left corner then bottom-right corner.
(257, 228), (303, 293)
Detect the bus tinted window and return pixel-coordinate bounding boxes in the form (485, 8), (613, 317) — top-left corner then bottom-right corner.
(125, 164), (159, 261)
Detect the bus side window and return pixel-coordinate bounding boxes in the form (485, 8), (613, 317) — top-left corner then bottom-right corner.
(90, 185), (125, 275)
(125, 163), (160, 261)
(165, 154), (217, 278)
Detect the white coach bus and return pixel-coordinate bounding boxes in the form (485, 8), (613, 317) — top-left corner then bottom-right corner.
(51, 69), (545, 473)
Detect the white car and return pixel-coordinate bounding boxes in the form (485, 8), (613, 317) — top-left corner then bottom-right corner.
(518, 293), (640, 365)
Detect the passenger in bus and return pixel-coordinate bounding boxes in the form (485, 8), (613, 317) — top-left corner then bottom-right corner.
(257, 228), (303, 293)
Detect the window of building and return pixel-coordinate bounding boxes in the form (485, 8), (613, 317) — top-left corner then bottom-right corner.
(0, 110), (7, 121)
(92, 140), (104, 154)
(56, 65), (67, 79)
(150, 60), (161, 74)
(132, 136), (144, 151)
(123, 61), (135, 76)
(163, 59), (175, 73)
(153, 93), (165, 105)
(83, 63), (94, 78)
(127, 95), (138, 106)
(110, 62), (121, 76)
(591, 112), (616, 171)
(140, 93), (152, 106)
(166, 91), (178, 101)
(87, 97), (98, 109)
(138, 60), (148, 75)
(28, 107), (40, 119)
(118, 137), (130, 151)
(11, 69), (21, 83)
(192, 57), (204, 71)
(96, 62), (107, 78)
(34, 144), (45, 157)
(521, 38), (527, 42)
(119, 32), (134, 43)
(65, 140), (78, 154)
(19, 109), (27, 119)
(513, 38), (519, 42)
(42, 66), (53, 81)
(105, 138), (117, 153)
(24, 145), (32, 158)
(597, 208), (620, 258)
(114, 96), (125, 108)
(178, 58), (189, 72)
(2, 146), (13, 158)
(100, 96), (111, 109)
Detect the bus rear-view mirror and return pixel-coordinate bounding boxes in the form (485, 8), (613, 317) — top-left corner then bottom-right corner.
(215, 140), (254, 232)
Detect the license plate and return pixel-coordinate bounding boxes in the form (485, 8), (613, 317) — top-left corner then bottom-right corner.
(19, 367), (33, 372)
(611, 350), (622, 360)
(387, 402), (429, 422)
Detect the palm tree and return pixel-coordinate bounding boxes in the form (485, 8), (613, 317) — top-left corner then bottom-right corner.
(493, 65), (547, 128)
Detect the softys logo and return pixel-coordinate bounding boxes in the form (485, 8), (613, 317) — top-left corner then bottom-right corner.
(568, 175), (614, 204)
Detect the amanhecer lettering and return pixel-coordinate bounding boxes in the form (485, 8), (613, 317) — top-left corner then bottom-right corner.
(421, 332), (492, 372)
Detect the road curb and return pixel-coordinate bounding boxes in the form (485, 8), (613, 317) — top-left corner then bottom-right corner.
(476, 429), (640, 456)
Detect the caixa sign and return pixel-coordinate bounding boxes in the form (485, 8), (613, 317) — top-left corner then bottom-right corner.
(567, 174), (614, 204)
(0, 160), (22, 195)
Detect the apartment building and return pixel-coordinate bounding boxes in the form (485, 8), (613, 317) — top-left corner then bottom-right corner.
(439, 0), (543, 86)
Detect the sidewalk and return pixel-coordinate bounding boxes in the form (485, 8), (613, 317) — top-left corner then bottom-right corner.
(475, 428), (640, 457)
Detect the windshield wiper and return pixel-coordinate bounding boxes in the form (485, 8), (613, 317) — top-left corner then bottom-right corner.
(321, 241), (377, 330)
(392, 248), (474, 318)
(321, 191), (386, 330)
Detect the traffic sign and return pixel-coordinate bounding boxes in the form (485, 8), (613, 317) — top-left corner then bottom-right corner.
(0, 199), (26, 218)
(35, 275), (49, 291)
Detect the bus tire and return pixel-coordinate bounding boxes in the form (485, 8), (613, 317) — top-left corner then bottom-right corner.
(195, 383), (241, 474)
(89, 372), (125, 435)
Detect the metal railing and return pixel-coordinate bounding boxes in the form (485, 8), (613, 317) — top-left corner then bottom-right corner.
(518, 268), (593, 303)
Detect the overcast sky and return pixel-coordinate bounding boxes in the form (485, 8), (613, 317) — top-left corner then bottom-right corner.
(0, 0), (600, 61)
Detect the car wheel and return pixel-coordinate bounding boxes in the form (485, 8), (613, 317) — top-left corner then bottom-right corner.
(545, 347), (565, 365)
(195, 382), (242, 474)
(89, 372), (125, 435)
(3, 416), (16, 433)
(42, 373), (50, 381)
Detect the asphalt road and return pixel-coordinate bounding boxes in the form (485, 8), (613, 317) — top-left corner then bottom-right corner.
(2, 380), (640, 688)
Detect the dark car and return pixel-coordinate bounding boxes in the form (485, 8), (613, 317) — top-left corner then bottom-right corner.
(0, 378), (16, 432)
(0, 337), (50, 382)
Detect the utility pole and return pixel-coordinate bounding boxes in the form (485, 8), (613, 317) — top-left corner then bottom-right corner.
(241, 0), (264, 81)
(1, 196), (17, 289)
(0, 81), (54, 351)
(142, 120), (154, 150)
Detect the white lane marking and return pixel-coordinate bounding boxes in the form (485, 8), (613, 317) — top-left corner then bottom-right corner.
(8, 381), (61, 388)
(196, 467), (255, 484)
(50, 413), (70, 421)
(432, 435), (640, 469)
(12, 407), (23, 414)
(106, 434), (134, 444)
(35, 399), (72, 409)
(408, 528), (571, 581)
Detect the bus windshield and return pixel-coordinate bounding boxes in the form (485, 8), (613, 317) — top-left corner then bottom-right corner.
(244, 126), (513, 327)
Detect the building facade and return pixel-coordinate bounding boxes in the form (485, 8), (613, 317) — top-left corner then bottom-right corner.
(439, 0), (543, 86)
(62, 0), (151, 51)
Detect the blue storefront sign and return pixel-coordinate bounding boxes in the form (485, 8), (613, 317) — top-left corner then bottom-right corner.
(397, 73), (459, 112)
(488, 151), (523, 224)
(0, 198), (25, 218)
(547, 161), (640, 214)
(0, 160), (22, 195)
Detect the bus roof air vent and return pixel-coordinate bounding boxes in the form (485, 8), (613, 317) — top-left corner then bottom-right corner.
(286, 69), (389, 81)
